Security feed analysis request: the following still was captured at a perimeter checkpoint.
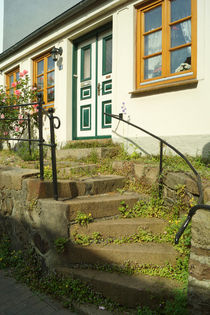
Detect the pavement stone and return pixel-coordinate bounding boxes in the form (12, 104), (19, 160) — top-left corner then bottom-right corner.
(0, 270), (76, 315)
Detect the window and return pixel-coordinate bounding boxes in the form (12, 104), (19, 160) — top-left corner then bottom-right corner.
(33, 52), (55, 107)
(6, 67), (20, 95)
(136, 0), (196, 89)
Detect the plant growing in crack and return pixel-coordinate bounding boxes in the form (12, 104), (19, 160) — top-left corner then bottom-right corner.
(75, 212), (93, 226)
(54, 237), (69, 254)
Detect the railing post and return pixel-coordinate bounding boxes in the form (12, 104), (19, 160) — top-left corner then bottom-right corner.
(48, 108), (58, 200)
(27, 113), (32, 156)
(159, 140), (163, 198)
(37, 94), (44, 180)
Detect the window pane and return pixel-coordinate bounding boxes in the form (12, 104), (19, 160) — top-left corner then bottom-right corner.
(104, 37), (112, 74)
(16, 72), (20, 81)
(82, 47), (91, 80)
(9, 75), (14, 87)
(171, 20), (191, 48)
(144, 55), (162, 79)
(9, 88), (14, 95)
(37, 75), (44, 90)
(145, 30), (162, 56)
(37, 60), (44, 75)
(47, 71), (54, 86)
(145, 5), (162, 32)
(171, 46), (191, 73)
(171, 0), (191, 23)
(47, 87), (54, 102)
(48, 56), (54, 71)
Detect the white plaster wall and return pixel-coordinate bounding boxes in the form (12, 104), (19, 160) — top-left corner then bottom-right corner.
(0, 0), (209, 156)
(111, 0), (210, 155)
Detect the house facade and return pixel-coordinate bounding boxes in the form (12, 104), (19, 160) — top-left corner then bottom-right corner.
(0, 0), (209, 156)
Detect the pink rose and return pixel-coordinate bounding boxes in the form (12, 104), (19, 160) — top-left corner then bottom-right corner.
(19, 72), (24, 77)
(11, 82), (17, 87)
(3, 131), (8, 136)
(14, 90), (21, 96)
(15, 126), (20, 132)
(2, 99), (5, 102)
(23, 69), (28, 75)
(1, 114), (5, 119)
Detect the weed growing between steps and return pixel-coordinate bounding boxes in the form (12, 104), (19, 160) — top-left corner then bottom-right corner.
(0, 236), (189, 314)
(0, 235), (124, 312)
(75, 212), (94, 225)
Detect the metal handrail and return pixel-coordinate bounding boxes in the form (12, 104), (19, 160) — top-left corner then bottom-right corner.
(0, 94), (60, 200)
(104, 112), (210, 243)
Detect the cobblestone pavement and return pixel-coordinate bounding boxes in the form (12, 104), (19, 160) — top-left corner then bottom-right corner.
(0, 270), (77, 315)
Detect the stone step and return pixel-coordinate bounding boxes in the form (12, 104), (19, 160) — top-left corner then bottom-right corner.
(56, 267), (182, 308)
(70, 217), (168, 239)
(64, 192), (141, 221)
(55, 146), (119, 160)
(64, 242), (178, 266)
(26, 175), (126, 200)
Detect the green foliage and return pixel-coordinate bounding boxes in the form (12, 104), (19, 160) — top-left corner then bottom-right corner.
(54, 237), (69, 254)
(61, 139), (114, 149)
(73, 232), (102, 246)
(14, 141), (40, 161)
(75, 212), (93, 226)
(0, 73), (38, 147)
(43, 165), (53, 179)
(0, 235), (121, 311)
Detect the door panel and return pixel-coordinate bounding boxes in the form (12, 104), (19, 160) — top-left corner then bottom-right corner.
(75, 30), (112, 139)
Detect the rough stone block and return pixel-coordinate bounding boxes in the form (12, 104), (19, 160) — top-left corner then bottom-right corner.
(164, 172), (199, 195)
(0, 168), (39, 190)
(191, 209), (210, 249)
(204, 186), (210, 203)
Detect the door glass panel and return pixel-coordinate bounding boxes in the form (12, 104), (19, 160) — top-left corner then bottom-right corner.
(82, 46), (91, 80)
(47, 87), (54, 102)
(145, 5), (162, 32)
(47, 56), (54, 71)
(103, 37), (112, 74)
(171, 0), (191, 22)
(37, 76), (44, 90)
(171, 20), (191, 48)
(37, 60), (44, 75)
(144, 30), (162, 56)
(47, 71), (54, 86)
(144, 55), (162, 79)
(171, 46), (191, 73)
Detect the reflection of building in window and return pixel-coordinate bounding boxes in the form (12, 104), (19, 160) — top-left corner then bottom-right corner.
(6, 67), (20, 95)
(33, 52), (55, 107)
(136, 0), (196, 88)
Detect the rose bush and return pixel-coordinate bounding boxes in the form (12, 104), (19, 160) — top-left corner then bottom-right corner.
(0, 71), (38, 148)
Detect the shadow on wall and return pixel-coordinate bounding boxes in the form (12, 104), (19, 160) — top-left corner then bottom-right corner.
(0, 212), (183, 310)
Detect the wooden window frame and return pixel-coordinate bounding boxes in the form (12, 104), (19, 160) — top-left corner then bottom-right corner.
(136, 0), (197, 90)
(6, 67), (20, 95)
(33, 52), (55, 108)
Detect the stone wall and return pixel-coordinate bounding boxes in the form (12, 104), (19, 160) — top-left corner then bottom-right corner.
(0, 165), (210, 312)
(188, 210), (210, 315)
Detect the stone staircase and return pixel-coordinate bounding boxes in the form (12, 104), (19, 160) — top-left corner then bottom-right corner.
(26, 157), (182, 310)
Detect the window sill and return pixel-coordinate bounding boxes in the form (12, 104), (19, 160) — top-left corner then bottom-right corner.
(130, 78), (198, 96)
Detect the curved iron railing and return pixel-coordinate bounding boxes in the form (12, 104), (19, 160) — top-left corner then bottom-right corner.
(0, 94), (60, 200)
(104, 112), (210, 244)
